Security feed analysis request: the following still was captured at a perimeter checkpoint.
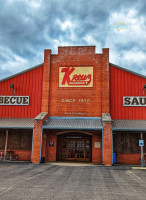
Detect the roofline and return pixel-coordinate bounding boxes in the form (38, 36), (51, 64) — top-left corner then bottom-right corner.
(0, 127), (33, 129)
(0, 61), (145, 83)
(48, 116), (101, 120)
(42, 127), (103, 130)
(110, 63), (146, 79)
(0, 63), (44, 83)
(112, 128), (146, 131)
(58, 45), (96, 48)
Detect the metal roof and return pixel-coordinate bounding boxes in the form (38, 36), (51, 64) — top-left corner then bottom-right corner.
(112, 120), (146, 131)
(0, 118), (34, 129)
(43, 118), (103, 130)
(0, 63), (43, 83)
(110, 63), (146, 79)
(0, 118), (145, 131)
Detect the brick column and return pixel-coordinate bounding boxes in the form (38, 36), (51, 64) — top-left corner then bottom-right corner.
(101, 48), (112, 165)
(102, 48), (110, 113)
(32, 113), (48, 164)
(41, 49), (51, 113)
(102, 114), (112, 166)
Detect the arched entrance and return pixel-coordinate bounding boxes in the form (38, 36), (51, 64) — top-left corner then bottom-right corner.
(56, 132), (92, 162)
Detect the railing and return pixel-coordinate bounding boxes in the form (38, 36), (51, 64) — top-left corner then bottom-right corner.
(0, 150), (18, 161)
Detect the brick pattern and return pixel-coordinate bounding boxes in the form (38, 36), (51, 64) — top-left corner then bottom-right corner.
(43, 131), (102, 163)
(41, 46), (112, 165)
(103, 122), (112, 166)
(13, 150), (31, 161)
(116, 153), (141, 165)
(102, 49), (110, 113)
(49, 46), (103, 117)
(92, 133), (102, 163)
(46, 133), (57, 162)
(58, 46), (96, 55)
(101, 48), (112, 165)
(31, 120), (43, 163)
(41, 50), (51, 113)
(32, 114), (48, 164)
(0, 149), (31, 161)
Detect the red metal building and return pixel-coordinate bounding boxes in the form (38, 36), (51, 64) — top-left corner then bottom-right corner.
(0, 46), (146, 165)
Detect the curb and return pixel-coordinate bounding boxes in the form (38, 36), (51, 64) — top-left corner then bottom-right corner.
(132, 167), (146, 170)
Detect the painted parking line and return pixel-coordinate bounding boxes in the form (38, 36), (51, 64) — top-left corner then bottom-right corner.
(128, 170), (141, 180)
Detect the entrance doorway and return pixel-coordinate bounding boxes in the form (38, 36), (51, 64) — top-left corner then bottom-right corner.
(57, 133), (91, 162)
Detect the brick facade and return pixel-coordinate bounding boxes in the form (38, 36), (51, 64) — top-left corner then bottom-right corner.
(37, 46), (112, 165)
(0, 45), (145, 165)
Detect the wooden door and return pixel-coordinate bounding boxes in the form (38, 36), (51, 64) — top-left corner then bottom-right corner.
(62, 138), (91, 161)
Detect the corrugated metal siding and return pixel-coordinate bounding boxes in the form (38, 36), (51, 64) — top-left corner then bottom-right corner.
(110, 65), (146, 119)
(0, 65), (43, 118)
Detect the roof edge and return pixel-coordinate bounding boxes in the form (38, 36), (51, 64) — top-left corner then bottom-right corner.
(42, 127), (102, 130)
(112, 128), (146, 131)
(1, 62), (145, 83)
(48, 116), (101, 120)
(58, 45), (96, 48)
(0, 63), (44, 83)
(110, 63), (146, 79)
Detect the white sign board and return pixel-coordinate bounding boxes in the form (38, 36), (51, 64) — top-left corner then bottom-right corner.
(0, 96), (29, 105)
(123, 96), (146, 107)
(94, 142), (101, 148)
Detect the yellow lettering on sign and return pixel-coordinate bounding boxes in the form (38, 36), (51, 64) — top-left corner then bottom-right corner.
(61, 99), (76, 103)
(79, 99), (90, 103)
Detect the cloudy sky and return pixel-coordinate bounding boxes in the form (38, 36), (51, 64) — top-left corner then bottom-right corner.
(0, 0), (146, 80)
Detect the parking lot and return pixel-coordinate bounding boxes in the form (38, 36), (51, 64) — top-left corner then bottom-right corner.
(0, 162), (146, 200)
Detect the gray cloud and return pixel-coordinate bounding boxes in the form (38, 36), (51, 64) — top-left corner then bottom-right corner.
(0, 0), (145, 79)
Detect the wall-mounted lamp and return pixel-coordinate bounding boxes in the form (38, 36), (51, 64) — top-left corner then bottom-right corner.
(10, 84), (15, 95)
(143, 84), (146, 96)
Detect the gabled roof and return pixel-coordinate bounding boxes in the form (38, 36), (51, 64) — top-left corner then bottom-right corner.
(110, 63), (146, 79)
(0, 63), (43, 83)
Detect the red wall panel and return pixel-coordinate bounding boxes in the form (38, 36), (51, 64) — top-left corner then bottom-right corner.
(0, 65), (43, 118)
(110, 65), (146, 119)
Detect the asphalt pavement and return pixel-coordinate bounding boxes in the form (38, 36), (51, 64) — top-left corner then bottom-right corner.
(0, 162), (146, 200)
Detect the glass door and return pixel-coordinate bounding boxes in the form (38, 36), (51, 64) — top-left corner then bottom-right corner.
(68, 140), (75, 158)
(62, 138), (91, 161)
(77, 140), (84, 159)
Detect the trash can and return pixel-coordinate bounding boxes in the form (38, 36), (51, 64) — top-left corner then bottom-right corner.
(113, 153), (117, 164)
(40, 157), (45, 163)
